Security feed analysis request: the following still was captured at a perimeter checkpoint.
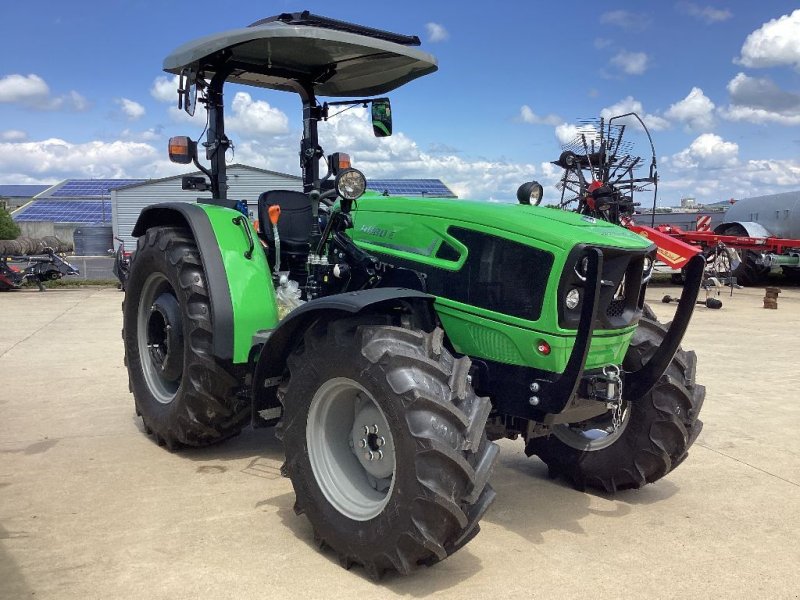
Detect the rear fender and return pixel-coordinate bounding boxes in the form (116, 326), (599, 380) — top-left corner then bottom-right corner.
(251, 288), (435, 427)
(714, 220), (772, 238)
(132, 202), (278, 363)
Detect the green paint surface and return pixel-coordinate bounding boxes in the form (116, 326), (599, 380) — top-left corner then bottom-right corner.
(351, 193), (649, 373)
(202, 204), (279, 363)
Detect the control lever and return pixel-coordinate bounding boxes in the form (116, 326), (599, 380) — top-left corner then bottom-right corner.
(268, 205), (281, 274)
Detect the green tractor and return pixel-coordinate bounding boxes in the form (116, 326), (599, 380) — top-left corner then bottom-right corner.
(123, 12), (706, 578)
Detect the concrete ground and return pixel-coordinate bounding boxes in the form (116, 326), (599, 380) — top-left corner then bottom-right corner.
(1, 284), (798, 599)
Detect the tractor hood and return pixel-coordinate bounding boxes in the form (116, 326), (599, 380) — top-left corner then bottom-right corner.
(163, 16), (438, 97)
(353, 193), (652, 251)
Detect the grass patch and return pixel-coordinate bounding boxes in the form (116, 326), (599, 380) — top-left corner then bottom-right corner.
(23, 278), (118, 289)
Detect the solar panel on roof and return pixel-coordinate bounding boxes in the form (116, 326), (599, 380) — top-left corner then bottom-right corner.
(367, 178), (456, 198)
(13, 200), (111, 223)
(50, 179), (145, 198)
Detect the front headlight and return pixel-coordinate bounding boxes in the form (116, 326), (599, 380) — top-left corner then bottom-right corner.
(335, 168), (367, 201)
(516, 181), (544, 206)
(565, 288), (581, 310)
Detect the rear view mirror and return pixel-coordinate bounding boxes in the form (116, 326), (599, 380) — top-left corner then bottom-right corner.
(168, 136), (197, 164)
(371, 98), (392, 137)
(179, 69), (199, 117)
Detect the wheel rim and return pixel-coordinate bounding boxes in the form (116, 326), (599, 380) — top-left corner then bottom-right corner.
(306, 378), (396, 521)
(137, 272), (183, 404)
(552, 400), (632, 451)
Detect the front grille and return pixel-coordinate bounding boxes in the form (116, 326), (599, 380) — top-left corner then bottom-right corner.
(607, 297), (626, 318)
(559, 244), (654, 330)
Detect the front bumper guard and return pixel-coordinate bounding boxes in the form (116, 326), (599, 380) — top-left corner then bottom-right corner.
(536, 251), (704, 421)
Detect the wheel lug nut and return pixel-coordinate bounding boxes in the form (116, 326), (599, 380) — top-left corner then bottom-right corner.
(363, 425), (369, 436)
(377, 450), (383, 461)
(364, 450), (374, 461)
(358, 438), (367, 448)
(376, 436), (385, 447)
(371, 424), (379, 434)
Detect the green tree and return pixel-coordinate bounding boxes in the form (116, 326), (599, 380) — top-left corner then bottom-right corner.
(0, 205), (21, 240)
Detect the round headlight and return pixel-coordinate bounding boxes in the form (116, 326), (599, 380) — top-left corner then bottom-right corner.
(565, 288), (581, 310)
(335, 168), (367, 201)
(517, 181), (544, 206)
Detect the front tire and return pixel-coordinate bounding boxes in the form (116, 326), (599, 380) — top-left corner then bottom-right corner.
(526, 316), (705, 492)
(278, 319), (498, 578)
(122, 226), (248, 449)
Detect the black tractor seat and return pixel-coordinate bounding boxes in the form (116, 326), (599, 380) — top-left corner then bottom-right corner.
(257, 190), (312, 284)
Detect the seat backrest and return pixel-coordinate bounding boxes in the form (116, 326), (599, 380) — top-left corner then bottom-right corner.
(257, 190), (312, 247)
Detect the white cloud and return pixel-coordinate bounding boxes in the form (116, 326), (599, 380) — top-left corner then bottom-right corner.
(720, 72), (800, 124)
(65, 91), (89, 112)
(594, 38), (613, 49)
(0, 74), (87, 111)
(665, 87), (715, 130)
(116, 98), (145, 121)
(553, 122), (604, 147)
(121, 127), (162, 142)
(662, 155), (800, 200)
(151, 75), (179, 103)
(226, 92), (290, 137)
(721, 105), (800, 125)
(670, 133), (738, 170)
(519, 105), (562, 126)
(676, 2), (732, 24)
(1, 130), (27, 142)
(0, 74), (49, 104)
(660, 133), (800, 202)
(600, 10), (652, 31)
(314, 106), (537, 199)
(0, 138), (164, 179)
(425, 22), (449, 43)
(168, 104), (206, 124)
(600, 96), (670, 130)
(609, 51), (649, 75)
(738, 9), (800, 70)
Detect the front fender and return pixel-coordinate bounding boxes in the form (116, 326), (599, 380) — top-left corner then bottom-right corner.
(132, 202), (278, 363)
(251, 288), (435, 426)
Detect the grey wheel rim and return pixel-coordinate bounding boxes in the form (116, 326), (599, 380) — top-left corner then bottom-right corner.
(306, 378), (396, 521)
(137, 272), (181, 404)
(552, 401), (632, 451)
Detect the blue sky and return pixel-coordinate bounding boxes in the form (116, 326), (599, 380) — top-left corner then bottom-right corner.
(1, 1), (799, 204)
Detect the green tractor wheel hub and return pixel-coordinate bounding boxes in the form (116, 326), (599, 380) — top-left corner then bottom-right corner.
(306, 378), (396, 521)
(137, 272), (183, 405)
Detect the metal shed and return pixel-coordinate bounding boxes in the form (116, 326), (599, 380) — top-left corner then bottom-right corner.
(112, 164), (302, 247)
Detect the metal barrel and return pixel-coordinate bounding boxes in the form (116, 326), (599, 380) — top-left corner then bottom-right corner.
(73, 225), (113, 256)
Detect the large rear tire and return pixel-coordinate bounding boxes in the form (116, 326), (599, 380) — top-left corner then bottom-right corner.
(278, 319), (498, 578)
(122, 226), (248, 449)
(526, 316), (705, 492)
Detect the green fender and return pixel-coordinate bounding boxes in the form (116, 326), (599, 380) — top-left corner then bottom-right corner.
(132, 201), (279, 364)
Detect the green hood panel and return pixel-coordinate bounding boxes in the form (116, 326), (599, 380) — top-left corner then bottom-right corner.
(353, 193), (652, 251)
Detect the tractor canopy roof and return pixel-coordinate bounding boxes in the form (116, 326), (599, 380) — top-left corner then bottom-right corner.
(163, 11), (438, 97)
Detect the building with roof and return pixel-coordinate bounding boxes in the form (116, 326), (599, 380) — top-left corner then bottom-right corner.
(112, 165), (457, 247)
(112, 165), (303, 247)
(0, 184), (52, 210)
(10, 179), (145, 243)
